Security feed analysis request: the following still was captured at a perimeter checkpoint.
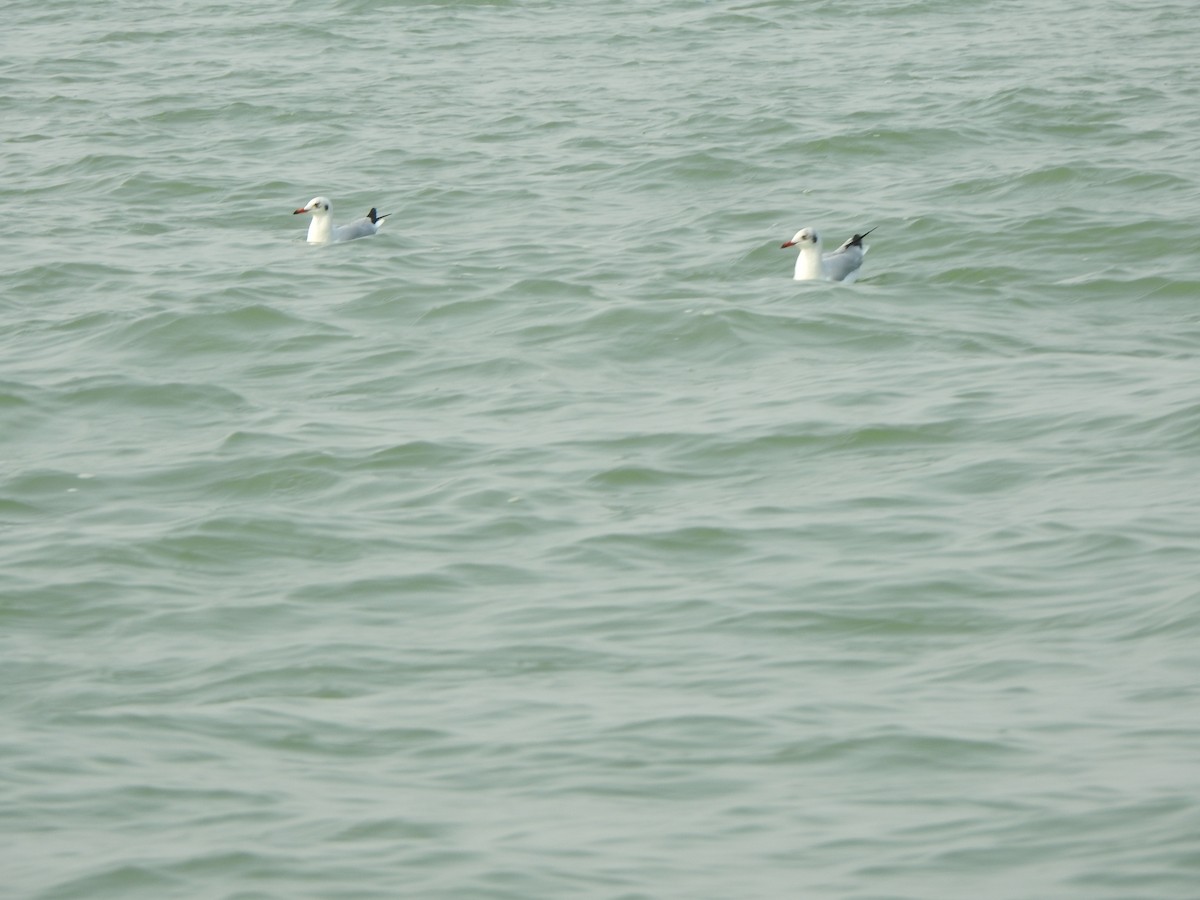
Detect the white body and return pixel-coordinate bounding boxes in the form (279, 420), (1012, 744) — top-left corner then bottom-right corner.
(294, 197), (386, 244)
(781, 227), (870, 283)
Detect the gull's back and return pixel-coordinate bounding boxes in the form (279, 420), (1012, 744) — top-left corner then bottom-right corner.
(333, 209), (386, 242)
(822, 233), (871, 283)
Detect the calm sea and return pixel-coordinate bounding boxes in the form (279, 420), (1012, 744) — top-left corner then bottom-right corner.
(3, 1), (1199, 897)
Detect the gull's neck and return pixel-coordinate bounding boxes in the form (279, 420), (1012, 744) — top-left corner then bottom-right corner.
(793, 242), (826, 281)
(306, 212), (334, 244)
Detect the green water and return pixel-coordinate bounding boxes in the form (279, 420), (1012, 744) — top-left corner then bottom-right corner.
(3, 1), (1199, 897)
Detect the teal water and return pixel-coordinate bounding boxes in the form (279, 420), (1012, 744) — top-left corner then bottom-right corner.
(3, 1), (1200, 897)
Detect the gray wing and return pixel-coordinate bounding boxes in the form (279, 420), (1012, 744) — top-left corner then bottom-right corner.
(333, 218), (381, 241)
(822, 238), (867, 283)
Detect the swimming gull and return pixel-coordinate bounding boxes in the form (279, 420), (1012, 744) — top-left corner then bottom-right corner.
(293, 197), (388, 244)
(781, 227), (874, 282)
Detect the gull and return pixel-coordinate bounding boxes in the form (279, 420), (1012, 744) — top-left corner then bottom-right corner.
(781, 227), (874, 282)
(293, 197), (388, 244)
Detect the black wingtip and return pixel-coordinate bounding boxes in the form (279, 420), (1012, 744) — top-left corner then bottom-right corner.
(366, 207), (391, 224)
(849, 227), (876, 246)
